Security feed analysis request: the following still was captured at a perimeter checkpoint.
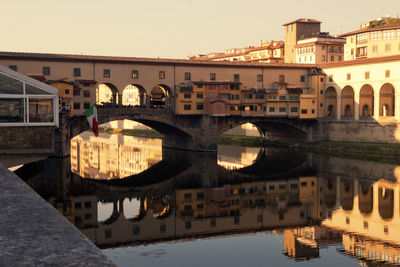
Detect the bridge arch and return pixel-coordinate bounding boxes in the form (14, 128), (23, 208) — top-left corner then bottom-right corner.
(97, 83), (120, 105)
(379, 83), (395, 117)
(65, 108), (194, 151)
(217, 117), (309, 144)
(122, 84), (147, 107)
(325, 86), (337, 119)
(341, 85), (354, 120)
(359, 84), (374, 119)
(150, 84), (173, 108)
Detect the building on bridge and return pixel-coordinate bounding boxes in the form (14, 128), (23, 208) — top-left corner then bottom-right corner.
(0, 64), (58, 153)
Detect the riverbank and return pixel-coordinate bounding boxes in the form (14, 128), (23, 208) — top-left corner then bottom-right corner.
(100, 128), (163, 139)
(219, 134), (400, 164)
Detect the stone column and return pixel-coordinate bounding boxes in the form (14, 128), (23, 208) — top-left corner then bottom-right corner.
(336, 89), (341, 121)
(354, 85), (360, 121)
(373, 85), (380, 120)
(394, 82), (400, 121)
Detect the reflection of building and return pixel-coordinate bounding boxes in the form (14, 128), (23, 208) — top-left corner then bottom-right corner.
(70, 132), (162, 179)
(217, 146), (260, 170)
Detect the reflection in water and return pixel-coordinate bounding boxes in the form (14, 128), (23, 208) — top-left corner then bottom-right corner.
(217, 145), (260, 170)
(17, 134), (400, 267)
(71, 132), (162, 179)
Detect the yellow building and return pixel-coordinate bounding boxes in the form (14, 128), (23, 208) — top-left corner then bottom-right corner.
(341, 17), (400, 61)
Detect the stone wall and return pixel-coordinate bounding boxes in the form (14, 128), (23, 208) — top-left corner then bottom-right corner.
(0, 126), (55, 154)
(314, 121), (400, 143)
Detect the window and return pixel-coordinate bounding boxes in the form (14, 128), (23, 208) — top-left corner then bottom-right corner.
(330, 55), (334, 62)
(75, 202), (81, 209)
(385, 70), (390, 78)
(301, 109), (307, 114)
(290, 107), (298, 112)
(196, 104), (204, 110)
(9, 65), (17, 71)
(210, 73), (216, 80)
(233, 73), (240, 82)
(197, 192), (204, 200)
(184, 104), (191, 110)
(372, 45), (378, 53)
(279, 95), (286, 100)
(73, 102), (80, 110)
(321, 55), (326, 62)
(365, 71), (370, 79)
(269, 107), (275, 112)
(131, 70), (138, 79)
(364, 221), (368, 229)
(83, 102), (90, 109)
(83, 90), (90, 97)
(65, 89), (70, 95)
(257, 74), (263, 82)
(279, 75), (285, 83)
(159, 71), (165, 79)
(185, 221), (191, 229)
(183, 93), (191, 99)
(84, 201), (92, 208)
(184, 72), (191, 80)
(347, 73), (351, 80)
(385, 44), (391, 51)
(300, 75), (305, 82)
(84, 213), (91, 220)
(196, 93), (203, 98)
(103, 69), (110, 78)
(279, 107), (286, 112)
(338, 56), (342, 61)
(73, 68), (81, 77)
(329, 75), (333, 82)
(216, 103), (223, 110)
(42, 67), (50, 76)
(370, 31), (381, 41)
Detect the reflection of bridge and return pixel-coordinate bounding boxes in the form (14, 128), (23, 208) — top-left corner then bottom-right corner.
(18, 149), (400, 265)
(57, 106), (316, 155)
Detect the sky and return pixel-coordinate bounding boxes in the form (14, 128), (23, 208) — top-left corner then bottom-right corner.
(1, 0), (400, 59)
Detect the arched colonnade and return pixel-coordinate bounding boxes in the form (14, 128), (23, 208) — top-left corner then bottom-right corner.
(324, 82), (399, 121)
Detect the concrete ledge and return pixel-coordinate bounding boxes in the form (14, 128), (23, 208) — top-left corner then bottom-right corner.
(0, 163), (115, 267)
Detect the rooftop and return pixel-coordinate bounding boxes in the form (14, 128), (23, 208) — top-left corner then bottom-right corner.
(283, 18), (321, 26)
(340, 23), (400, 37)
(0, 51), (312, 69)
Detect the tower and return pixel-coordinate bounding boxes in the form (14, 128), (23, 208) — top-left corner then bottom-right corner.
(283, 19), (321, 63)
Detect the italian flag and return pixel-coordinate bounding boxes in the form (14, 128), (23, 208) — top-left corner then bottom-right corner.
(83, 104), (99, 137)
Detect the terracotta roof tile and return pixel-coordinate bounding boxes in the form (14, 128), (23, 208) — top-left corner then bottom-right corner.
(319, 55), (400, 68)
(340, 24), (400, 37)
(283, 18), (321, 26)
(0, 51), (312, 69)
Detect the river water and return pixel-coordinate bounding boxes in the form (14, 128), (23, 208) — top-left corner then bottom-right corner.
(14, 131), (400, 267)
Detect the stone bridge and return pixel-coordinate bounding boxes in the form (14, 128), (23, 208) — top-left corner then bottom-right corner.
(56, 106), (318, 156)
